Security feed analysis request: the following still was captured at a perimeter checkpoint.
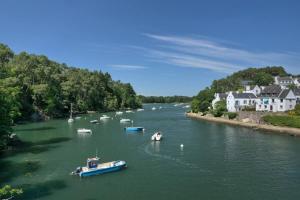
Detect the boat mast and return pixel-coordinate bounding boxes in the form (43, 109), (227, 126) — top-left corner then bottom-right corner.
(70, 103), (73, 119)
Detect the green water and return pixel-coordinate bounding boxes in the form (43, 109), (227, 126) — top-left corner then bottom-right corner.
(1, 104), (300, 199)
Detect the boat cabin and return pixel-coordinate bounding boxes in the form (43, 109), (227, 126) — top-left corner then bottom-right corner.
(87, 157), (100, 169)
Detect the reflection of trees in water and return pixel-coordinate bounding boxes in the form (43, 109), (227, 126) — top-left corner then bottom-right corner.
(0, 136), (71, 199)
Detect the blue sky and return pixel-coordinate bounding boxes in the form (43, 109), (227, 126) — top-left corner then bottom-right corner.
(1, 0), (300, 96)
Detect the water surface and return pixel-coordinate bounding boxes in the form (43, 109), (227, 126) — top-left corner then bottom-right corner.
(2, 104), (300, 199)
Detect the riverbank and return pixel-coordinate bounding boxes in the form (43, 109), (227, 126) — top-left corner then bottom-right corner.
(186, 112), (300, 136)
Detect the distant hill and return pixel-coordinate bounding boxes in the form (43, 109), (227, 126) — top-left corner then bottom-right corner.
(210, 66), (287, 93)
(139, 95), (192, 103)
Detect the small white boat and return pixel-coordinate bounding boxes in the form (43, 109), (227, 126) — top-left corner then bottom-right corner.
(77, 128), (92, 134)
(151, 132), (162, 141)
(75, 116), (81, 120)
(68, 118), (74, 123)
(159, 106), (162, 110)
(125, 110), (134, 113)
(183, 105), (191, 108)
(116, 111), (123, 115)
(137, 108), (144, 112)
(120, 118), (131, 123)
(152, 107), (156, 111)
(100, 115), (110, 120)
(90, 120), (98, 124)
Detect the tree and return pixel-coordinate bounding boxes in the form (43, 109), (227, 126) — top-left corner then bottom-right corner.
(212, 100), (227, 117)
(253, 72), (274, 86)
(0, 185), (23, 200)
(191, 98), (201, 113)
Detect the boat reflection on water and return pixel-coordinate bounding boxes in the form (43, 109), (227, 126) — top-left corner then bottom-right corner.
(151, 140), (160, 153)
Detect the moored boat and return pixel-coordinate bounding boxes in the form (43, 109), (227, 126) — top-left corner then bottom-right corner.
(151, 132), (162, 141)
(71, 156), (127, 177)
(90, 120), (98, 124)
(152, 107), (156, 110)
(77, 128), (92, 134)
(124, 127), (144, 132)
(120, 118), (131, 123)
(68, 103), (74, 123)
(100, 115), (110, 120)
(125, 110), (134, 113)
(137, 108), (144, 112)
(116, 111), (123, 115)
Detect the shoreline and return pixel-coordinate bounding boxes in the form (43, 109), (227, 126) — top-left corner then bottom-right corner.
(186, 113), (300, 137)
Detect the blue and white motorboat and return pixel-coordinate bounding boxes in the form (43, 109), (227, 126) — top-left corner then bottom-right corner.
(71, 156), (127, 177)
(90, 120), (98, 124)
(124, 127), (144, 132)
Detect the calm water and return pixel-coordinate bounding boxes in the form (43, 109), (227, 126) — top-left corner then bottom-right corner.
(1, 104), (300, 199)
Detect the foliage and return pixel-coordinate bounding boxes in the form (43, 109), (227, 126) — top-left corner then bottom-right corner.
(262, 115), (300, 128)
(0, 43), (141, 123)
(252, 72), (274, 86)
(212, 100), (227, 117)
(139, 95), (192, 103)
(191, 98), (201, 113)
(294, 104), (300, 116)
(226, 112), (238, 119)
(0, 185), (23, 199)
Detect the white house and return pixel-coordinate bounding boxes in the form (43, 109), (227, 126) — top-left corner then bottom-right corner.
(243, 85), (261, 96)
(212, 93), (228, 109)
(274, 76), (298, 88)
(256, 85), (296, 112)
(226, 92), (257, 112)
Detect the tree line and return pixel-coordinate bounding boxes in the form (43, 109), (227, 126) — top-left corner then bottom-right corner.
(138, 95), (192, 103)
(0, 43), (141, 149)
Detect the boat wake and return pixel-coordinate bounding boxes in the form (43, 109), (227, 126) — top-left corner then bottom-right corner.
(143, 143), (212, 173)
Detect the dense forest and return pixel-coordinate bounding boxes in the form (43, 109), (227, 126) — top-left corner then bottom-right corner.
(191, 66), (289, 113)
(0, 43), (141, 149)
(139, 95), (192, 103)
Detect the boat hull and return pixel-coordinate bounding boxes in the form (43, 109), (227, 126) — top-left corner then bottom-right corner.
(125, 127), (144, 131)
(79, 162), (126, 177)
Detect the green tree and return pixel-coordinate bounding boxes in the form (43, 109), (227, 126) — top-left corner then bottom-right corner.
(212, 100), (227, 117)
(0, 185), (23, 199)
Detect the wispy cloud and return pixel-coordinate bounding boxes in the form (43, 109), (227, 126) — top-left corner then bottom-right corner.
(141, 33), (300, 74)
(109, 64), (148, 70)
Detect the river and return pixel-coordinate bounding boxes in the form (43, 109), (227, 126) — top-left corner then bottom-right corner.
(1, 104), (300, 199)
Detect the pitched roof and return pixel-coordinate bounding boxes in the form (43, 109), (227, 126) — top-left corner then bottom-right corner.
(232, 93), (256, 99)
(261, 85), (282, 96)
(293, 88), (300, 96)
(278, 89), (290, 98)
(219, 93), (228, 99)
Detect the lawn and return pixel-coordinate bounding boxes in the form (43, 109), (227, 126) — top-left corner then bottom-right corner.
(262, 115), (300, 128)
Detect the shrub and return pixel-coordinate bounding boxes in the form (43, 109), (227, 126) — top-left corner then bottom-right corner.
(227, 112), (238, 119)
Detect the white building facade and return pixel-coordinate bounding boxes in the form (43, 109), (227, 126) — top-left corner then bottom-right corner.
(256, 85), (296, 112)
(226, 92), (257, 112)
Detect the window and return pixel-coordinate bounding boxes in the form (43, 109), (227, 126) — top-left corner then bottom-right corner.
(272, 99), (275, 103)
(289, 99), (292, 102)
(290, 105), (292, 108)
(280, 105), (283, 109)
(264, 105), (267, 109)
(243, 100), (247, 104)
(259, 105), (261, 108)
(280, 99), (283, 103)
